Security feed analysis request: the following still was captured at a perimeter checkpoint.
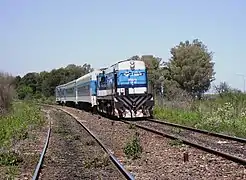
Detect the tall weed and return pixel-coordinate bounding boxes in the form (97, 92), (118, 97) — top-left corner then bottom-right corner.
(123, 132), (142, 159)
(0, 72), (15, 115)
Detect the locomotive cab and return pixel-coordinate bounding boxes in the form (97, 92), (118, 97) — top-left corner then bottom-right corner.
(96, 59), (154, 119)
(97, 71), (107, 90)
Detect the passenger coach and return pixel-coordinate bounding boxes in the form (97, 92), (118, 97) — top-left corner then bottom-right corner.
(75, 70), (101, 111)
(55, 70), (101, 111)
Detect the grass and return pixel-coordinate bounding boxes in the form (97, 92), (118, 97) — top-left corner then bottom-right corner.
(4, 166), (18, 180)
(154, 93), (246, 138)
(0, 151), (23, 166)
(84, 154), (110, 169)
(168, 139), (184, 147)
(0, 101), (44, 179)
(0, 101), (44, 163)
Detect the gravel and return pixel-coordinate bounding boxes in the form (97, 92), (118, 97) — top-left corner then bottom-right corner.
(62, 106), (246, 180)
(132, 120), (246, 159)
(39, 108), (125, 180)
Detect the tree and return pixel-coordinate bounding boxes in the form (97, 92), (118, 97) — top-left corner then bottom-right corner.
(13, 76), (21, 89)
(167, 39), (215, 99)
(141, 55), (164, 94)
(19, 72), (39, 94)
(214, 82), (230, 97)
(214, 81), (242, 99)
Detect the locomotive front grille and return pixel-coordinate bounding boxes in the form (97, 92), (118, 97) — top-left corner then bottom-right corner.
(114, 94), (154, 111)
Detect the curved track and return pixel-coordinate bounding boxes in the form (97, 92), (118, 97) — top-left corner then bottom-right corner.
(32, 111), (51, 180)
(37, 104), (134, 180)
(123, 119), (246, 166)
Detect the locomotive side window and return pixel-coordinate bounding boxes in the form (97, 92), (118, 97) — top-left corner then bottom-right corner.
(101, 76), (106, 83)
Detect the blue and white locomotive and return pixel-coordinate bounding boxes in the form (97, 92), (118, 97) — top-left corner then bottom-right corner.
(96, 59), (154, 118)
(55, 58), (154, 118)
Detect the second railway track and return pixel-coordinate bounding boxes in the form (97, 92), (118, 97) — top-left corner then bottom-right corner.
(124, 119), (246, 166)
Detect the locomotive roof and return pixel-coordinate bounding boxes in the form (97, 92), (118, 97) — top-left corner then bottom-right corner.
(109, 59), (143, 68)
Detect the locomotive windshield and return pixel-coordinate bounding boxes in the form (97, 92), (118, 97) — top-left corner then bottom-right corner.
(97, 72), (107, 90)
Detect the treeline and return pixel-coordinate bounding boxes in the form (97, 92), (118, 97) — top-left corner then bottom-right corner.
(14, 64), (93, 99)
(13, 39), (216, 100)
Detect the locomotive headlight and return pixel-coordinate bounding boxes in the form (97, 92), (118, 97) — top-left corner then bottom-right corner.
(130, 60), (135, 69)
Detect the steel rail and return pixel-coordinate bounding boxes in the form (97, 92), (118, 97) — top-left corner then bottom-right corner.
(147, 118), (246, 143)
(58, 108), (135, 180)
(123, 121), (246, 166)
(32, 112), (51, 180)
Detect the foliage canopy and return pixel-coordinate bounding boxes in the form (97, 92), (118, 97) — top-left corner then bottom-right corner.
(167, 39), (215, 98)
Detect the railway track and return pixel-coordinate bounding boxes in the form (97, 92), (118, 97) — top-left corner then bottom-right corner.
(59, 108), (135, 180)
(32, 109), (51, 180)
(147, 118), (246, 143)
(33, 104), (134, 180)
(123, 118), (246, 166)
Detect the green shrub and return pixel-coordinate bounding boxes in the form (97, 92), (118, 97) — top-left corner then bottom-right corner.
(123, 132), (142, 159)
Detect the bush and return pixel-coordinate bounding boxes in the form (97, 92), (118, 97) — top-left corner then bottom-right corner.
(0, 72), (15, 115)
(123, 132), (142, 159)
(16, 85), (33, 100)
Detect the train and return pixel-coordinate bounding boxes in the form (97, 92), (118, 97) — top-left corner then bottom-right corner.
(55, 58), (154, 119)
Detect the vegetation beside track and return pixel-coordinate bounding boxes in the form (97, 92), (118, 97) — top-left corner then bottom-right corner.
(0, 101), (44, 149)
(123, 131), (142, 160)
(0, 72), (45, 179)
(154, 92), (246, 138)
(0, 101), (45, 178)
(33, 95), (56, 105)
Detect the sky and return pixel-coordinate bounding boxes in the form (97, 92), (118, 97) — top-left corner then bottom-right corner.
(1, 0), (246, 92)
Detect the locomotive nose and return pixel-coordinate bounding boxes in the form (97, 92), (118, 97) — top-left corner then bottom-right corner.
(132, 101), (136, 111)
